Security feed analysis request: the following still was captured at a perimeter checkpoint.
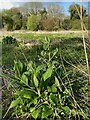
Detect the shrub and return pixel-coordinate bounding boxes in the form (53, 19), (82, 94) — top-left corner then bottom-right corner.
(2, 36), (17, 45)
(71, 19), (81, 30)
(27, 14), (41, 31)
(71, 17), (88, 30)
(2, 38), (89, 120)
(62, 19), (72, 30)
(41, 17), (56, 31)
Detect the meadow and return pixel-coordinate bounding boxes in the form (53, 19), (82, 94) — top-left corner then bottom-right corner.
(1, 31), (90, 120)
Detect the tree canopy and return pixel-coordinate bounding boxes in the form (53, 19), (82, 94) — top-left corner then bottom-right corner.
(0, 3), (88, 31)
(69, 3), (87, 20)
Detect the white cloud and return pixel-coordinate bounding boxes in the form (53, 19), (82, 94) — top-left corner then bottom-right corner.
(0, 0), (90, 2)
(0, 0), (89, 10)
(0, 2), (14, 10)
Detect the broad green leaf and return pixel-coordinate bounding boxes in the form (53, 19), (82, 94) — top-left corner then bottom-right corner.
(33, 74), (38, 87)
(71, 109), (76, 116)
(29, 97), (37, 105)
(31, 108), (41, 119)
(52, 61), (59, 65)
(23, 92), (31, 99)
(55, 76), (60, 87)
(9, 97), (21, 109)
(33, 98), (37, 105)
(36, 65), (44, 74)
(49, 93), (59, 105)
(43, 67), (52, 81)
(43, 43), (49, 50)
(51, 84), (57, 93)
(30, 107), (34, 112)
(47, 86), (52, 92)
(62, 106), (70, 113)
(15, 88), (37, 98)
(21, 74), (28, 86)
(42, 105), (53, 118)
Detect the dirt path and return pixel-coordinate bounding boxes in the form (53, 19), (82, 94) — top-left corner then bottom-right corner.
(0, 30), (87, 35)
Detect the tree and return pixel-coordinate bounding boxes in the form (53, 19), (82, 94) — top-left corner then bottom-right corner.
(47, 3), (65, 30)
(2, 15), (13, 30)
(62, 19), (72, 30)
(39, 8), (47, 20)
(23, 2), (43, 15)
(48, 3), (64, 18)
(30, 2), (43, 15)
(41, 16), (56, 31)
(27, 14), (41, 31)
(12, 12), (22, 30)
(2, 8), (22, 30)
(69, 3), (87, 20)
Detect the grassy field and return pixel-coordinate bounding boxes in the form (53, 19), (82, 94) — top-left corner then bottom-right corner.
(0, 30), (87, 41)
(1, 31), (89, 68)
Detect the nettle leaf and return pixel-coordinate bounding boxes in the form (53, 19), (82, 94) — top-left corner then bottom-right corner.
(62, 106), (70, 113)
(47, 86), (52, 92)
(33, 74), (38, 87)
(31, 108), (41, 119)
(29, 97), (37, 106)
(42, 105), (53, 118)
(51, 84), (57, 93)
(47, 84), (57, 93)
(43, 43), (49, 50)
(9, 97), (21, 109)
(55, 76), (60, 87)
(43, 67), (52, 81)
(71, 109), (76, 116)
(21, 74), (28, 86)
(36, 65), (44, 74)
(33, 98), (37, 105)
(49, 93), (59, 105)
(23, 91), (31, 99)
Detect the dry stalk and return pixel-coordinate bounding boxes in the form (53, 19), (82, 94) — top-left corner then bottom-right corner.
(73, 0), (90, 102)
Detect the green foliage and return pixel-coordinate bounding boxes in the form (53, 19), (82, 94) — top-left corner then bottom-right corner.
(12, 13), (22, 30)
(1, 3), (88, 31)
(41, 16), (56, 31)
(43, 66), (52, 81)
(2, 36), (17, 45)
(70, 17), (88, 30)
(9, 97), (21, 109)
(71, 19), (81, 30)
(27, 14), (41, 31)
(2, 15), (14, 31)
(3, 37), (89, 120)
(69, 3), (87, 20)
(2, 8), (22, 30)
(62, 19), (72, 30)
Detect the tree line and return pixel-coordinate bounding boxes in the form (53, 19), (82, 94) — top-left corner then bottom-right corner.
(0, 2), (88, 31)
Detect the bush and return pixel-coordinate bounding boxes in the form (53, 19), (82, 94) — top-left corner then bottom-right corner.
(27, 14), (41, 31)
(62, 19), (72, 30)
(41, 17), (56, 31)
(2, 36), (17, 45)
(3, 38), (89, 120)
(71, 19), (81, 30)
